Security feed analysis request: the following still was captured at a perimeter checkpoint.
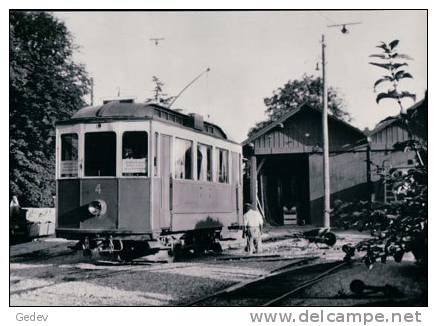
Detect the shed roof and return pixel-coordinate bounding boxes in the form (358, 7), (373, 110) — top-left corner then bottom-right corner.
(242, 103), (365, 146)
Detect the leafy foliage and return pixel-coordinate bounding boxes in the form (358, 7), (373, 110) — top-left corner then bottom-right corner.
(369, 40), (416, 111)
(10, 11), (90, 206)
(336, 154), (427, 268)
(376, 89), (416, 105)
(248, 74), (351, 137)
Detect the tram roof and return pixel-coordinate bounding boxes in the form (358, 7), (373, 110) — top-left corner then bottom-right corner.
(56, 101), (230, 141)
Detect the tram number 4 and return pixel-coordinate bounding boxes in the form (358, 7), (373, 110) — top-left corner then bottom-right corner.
(95, 183), (102, 195)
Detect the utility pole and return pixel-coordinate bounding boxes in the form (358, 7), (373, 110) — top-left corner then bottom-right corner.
(90, 77), (94, 106)
(319, 21), (361, 228)
(321, 34), (331, 229)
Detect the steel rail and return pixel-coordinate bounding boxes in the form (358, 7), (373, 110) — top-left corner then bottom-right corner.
(184, 256), (319, 306)
(262, 261), (349, 306)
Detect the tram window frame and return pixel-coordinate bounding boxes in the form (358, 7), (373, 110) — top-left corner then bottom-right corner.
(174, 137), (193, 180)
(238, 153), (242, 185)
(84, 131), (117, 177)
(153, 132), (159, 177)
(215, 147), (229, 184)
(197, 143), (212, 182)
(60, 133), (79, 178)
(121, 131), (149, 177)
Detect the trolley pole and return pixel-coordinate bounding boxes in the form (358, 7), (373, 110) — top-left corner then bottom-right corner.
(321, 34), (331, 229)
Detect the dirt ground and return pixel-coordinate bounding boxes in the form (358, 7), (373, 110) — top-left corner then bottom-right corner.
(9, 226), (427, 306)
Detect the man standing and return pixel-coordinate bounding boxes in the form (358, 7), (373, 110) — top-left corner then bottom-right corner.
(243, 203), (264, 254)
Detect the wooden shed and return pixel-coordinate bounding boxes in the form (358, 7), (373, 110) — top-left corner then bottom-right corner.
(242, 104), (368, 226)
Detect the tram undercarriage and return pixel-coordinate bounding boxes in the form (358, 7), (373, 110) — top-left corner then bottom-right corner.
(71, 228), (224, 262)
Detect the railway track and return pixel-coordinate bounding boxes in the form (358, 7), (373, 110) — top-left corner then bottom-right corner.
(185, 259), (349, 306)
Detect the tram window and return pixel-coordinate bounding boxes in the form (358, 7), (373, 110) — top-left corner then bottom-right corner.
(197, 143), (212, 182)
(60, 133), (78, 177)
(84, 132), (116, 177)
(174, 138), (193, 180)
(216, 148), (229, 183)
(122, 131), (148, 176)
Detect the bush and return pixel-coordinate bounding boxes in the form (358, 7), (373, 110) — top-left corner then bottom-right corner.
(337, 164), (427, 268)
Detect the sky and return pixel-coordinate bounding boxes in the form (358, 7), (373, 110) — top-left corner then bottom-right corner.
(53, 10), (427, 142)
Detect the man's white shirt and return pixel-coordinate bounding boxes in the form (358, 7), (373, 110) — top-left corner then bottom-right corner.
(243, 209), (264, 227)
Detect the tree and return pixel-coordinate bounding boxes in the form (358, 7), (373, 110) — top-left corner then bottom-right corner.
(146, 75), (174, 105)
(369, 39), (416, 113)
(248, 74), (351, 137)
(10, 11), (90, 207)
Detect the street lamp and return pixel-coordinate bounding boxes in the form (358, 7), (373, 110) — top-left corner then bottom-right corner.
(321, 22), (361, 229)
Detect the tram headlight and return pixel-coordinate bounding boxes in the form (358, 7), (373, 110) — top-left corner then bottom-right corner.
(88, 200), (106, 217)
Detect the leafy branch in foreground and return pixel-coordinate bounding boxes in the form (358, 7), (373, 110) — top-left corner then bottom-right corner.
(369, 40), (416, 113)
(369, 39), (424, 166)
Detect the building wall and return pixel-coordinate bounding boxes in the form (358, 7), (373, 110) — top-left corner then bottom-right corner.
(370, 122), (411, 150)
(308, 151), (368, 225)
(370, 150), (417, 180)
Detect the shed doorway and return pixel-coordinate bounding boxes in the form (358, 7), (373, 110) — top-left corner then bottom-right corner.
(259, 154), (310, 226)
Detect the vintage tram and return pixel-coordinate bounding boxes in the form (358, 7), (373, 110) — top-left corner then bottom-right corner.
(55, 100), (243, 260)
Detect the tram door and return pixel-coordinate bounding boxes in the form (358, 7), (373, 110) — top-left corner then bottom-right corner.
(160, 134), (172, 229)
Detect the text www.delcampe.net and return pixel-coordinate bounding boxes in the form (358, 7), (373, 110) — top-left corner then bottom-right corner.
(249, 310), (422, 325)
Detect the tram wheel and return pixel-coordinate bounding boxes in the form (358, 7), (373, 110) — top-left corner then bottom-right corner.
(168, 243), (183, 258)
(83, 248), (93, 258)
(211, 242), (223, 253)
